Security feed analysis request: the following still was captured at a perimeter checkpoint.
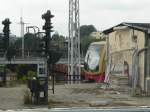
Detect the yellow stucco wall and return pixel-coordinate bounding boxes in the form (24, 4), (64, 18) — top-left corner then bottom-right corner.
(108, 28), (145, 90)
(109, 28), (133, 71)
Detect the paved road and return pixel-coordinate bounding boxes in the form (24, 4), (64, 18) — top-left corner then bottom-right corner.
(2, 108), (150, 112)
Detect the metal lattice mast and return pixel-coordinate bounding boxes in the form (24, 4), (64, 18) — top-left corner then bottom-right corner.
(68, 0), (80, 83)
(20, 17), (25, 58)
(19, 18), (29, 58)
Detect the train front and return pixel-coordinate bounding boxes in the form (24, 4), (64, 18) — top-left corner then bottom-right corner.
(83, 41), (106, 83)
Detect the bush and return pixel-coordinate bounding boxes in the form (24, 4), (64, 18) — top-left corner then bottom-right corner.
(19, 76), (28, 83)
(27, 71), (36, 79)
(23, 88), (32, 104)
(18, 71), (36, 83)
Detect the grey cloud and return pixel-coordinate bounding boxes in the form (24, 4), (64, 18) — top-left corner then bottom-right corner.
(0, 0), (150, 37)
(81, 0), (150, 12)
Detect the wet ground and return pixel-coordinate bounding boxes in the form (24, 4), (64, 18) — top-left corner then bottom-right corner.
(1, 83), (150, 110)
(0, 85), (47, 110)
(48, 83), (150, 108)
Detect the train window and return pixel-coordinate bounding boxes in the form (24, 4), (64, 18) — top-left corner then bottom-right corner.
(85, 43), (105, 71)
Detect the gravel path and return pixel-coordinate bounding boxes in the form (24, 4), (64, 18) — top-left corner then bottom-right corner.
(0, 85), (26, 110)
(0, 85), (46, 110)
(48, 83), (150, 108)
(48, 83), (100, 107)
(0, 83), (105, 109)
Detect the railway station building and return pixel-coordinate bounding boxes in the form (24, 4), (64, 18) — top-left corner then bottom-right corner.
(103, 22), (150, 94)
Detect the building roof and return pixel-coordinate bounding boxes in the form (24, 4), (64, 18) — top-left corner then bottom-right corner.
(103, 22), (150, 34)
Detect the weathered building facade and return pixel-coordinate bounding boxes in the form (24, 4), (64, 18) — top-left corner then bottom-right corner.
(103, 23), (150, 92)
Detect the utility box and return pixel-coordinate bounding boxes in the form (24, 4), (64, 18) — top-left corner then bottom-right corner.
(37, 63), (47, 78)
(36, 63), (48, 104)
(27, 62), (48, 105)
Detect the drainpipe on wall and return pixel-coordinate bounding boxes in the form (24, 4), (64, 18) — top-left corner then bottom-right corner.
(132, 48), (138, 89)
(132, 47), (148, 90)
(104, 35), (110, 84)
(131, 28), (137, 86)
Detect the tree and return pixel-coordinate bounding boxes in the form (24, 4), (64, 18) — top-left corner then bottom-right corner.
(51, 32), (66, 59)
(52, 32), (65, 41)
(14, 33), (41, 57)
(81, 36), (105, 56)
(52, 32), (60, 41)
(6, 44), (16, 61)
(15, 64), (36, 79)
(81, 36), (91, 55)
(48, 51), (62, 65)
(59, 35), (65, 41)
(80, 25), (97, 38)
(24, 33), (40, 53)
(79, 25), (98, 56)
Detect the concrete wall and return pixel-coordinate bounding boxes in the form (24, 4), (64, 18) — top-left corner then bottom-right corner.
(135, 30), (145, 90)
(109, 28), (134, 76)
(108, 27), (145, 89)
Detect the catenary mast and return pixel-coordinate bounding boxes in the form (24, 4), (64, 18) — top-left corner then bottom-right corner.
(68, 0), (80, 83)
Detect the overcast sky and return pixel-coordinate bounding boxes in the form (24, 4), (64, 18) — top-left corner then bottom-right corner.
(0, 0), (150, 37)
